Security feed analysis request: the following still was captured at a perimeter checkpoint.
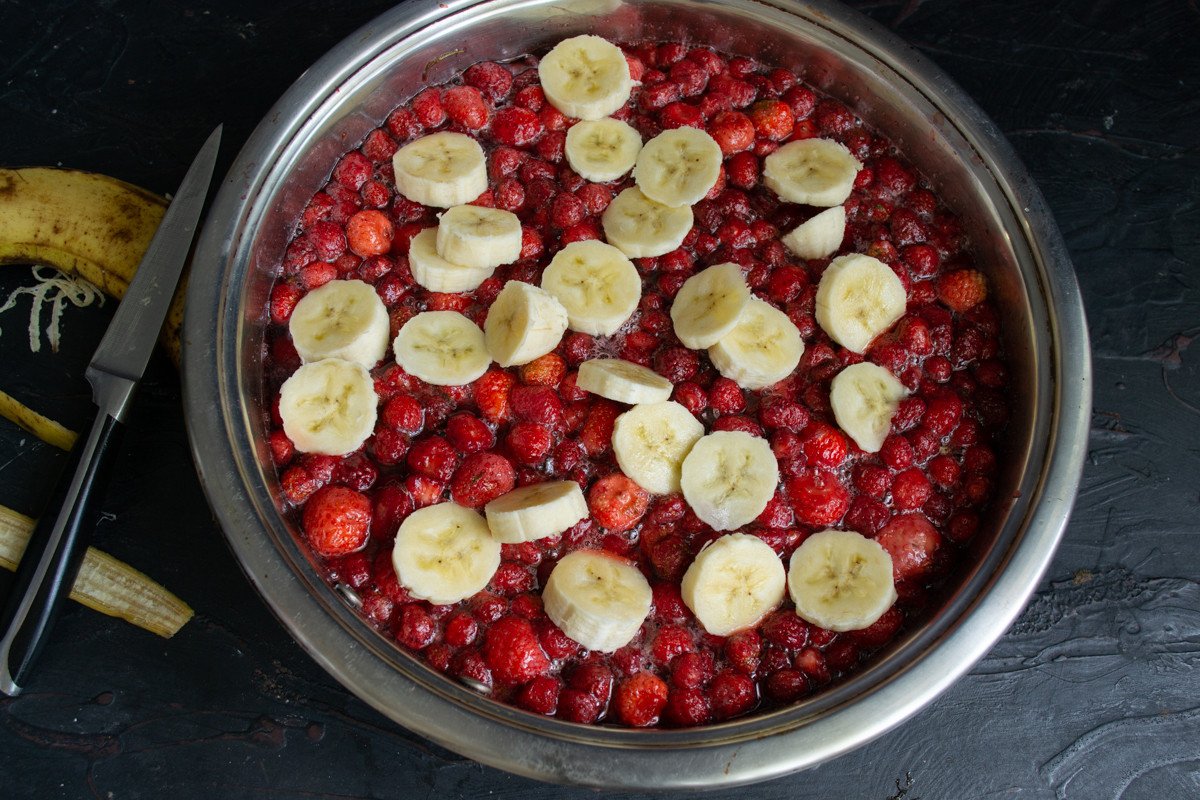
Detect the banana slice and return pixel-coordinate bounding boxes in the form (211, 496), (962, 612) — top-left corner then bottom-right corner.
(781, 205), (846, 260)
(680, 431), (780, 531)
(633, 128), (723, 208)
(830, 362), (909, 453)
(542, 550), (652, 652)
(763, 138), (862, 207)
(787, 529), (897, 632)
(541, 240), (641, 335)
(278, 358), (378, 456)
(288, 279), (390, 368)
(408, 228), (495, 293)
(435, 205), (522, 269)
(681, 533), (786, 636)
(565, 118), (643, 183)
(484, 280), (569, 367)
(484, 481), (588, 543)
(612, 400), (705, 495)
(392, 131), (488, 209)
(393, 310), (491, 386)
(670, 262), (751, 349)
(815, 253), (907, 354)
(392, 502), (502, 605)
(709, 297), (805, 390)
(538, 35), (633, 120)
(577, 358), (672, 405)
(601, 187), (693, 259)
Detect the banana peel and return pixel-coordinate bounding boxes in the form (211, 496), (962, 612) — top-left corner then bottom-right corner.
(0, 167), (186, 365)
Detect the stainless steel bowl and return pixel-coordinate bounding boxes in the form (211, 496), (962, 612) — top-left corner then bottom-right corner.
(182, 0), (1091, 788)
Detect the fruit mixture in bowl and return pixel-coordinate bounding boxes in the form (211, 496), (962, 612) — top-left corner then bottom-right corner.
(261, 34), (1009, 729)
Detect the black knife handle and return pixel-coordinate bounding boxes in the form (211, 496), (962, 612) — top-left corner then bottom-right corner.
(0, 410), (124, 695)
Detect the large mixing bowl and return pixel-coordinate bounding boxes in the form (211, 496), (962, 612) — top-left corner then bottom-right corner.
(182, 0), (1090, 788)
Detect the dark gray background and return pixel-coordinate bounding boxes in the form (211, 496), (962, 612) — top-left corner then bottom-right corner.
(1, 0), (1197, 797)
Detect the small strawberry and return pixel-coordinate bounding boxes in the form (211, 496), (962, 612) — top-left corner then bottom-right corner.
(483, 616), (551, 684)
(937, 269), (988, 312)
(614, 672), (669, 727)
(302, 486), (371, 558)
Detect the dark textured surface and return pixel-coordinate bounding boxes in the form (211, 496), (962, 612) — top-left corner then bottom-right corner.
(1, 1), (1197, 797)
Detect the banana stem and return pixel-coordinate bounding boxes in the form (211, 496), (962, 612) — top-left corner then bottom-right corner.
(0, 504), (193, 638)
(0, 388), (77, 450)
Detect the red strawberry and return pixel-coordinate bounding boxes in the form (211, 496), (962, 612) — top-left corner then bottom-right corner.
(483, 616), (551, 684)
(875, 513), (941, 582)
(588, 474), (650, 532)
(450, 452), (516, 508)
(302, 486), (371, 557)
(614, 672), (669, 727)
(473, 369), (515, 423)
(937, 269), (988, 312)
(786, 470), (850, 526)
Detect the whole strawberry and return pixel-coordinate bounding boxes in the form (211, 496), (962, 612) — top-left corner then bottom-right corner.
(303, 486), (371, 558)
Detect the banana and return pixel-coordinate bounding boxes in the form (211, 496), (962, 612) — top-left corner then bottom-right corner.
(538, 35), (633, 120)
(484, 280), (569, 367)
(392, 310), (491, 386)
(670, 262), (751, 349)
(542, 550), (653, 652)
(787, 529), (897, 632)
(829, 362), (908, 453)
(612, 400), (705, 495)
(392, 131), (488, 209)
(600, 186), (693, 259)
(392, 502), (502, 605)
(763, 138), (862, 207)
(633, 128), (723, 208)
(681, 533), (786, 636)
(484, 481), (589, 543)
(781, 205), (846, 260)
(815, 253), (907, 354)
(577, 358), (672, 405)
(680, 430), (779, 531)
(0, 167), (185, 363)
(408, 228), (495, 293)
(708, 297), (805, 390)
(564, 118), (642, 183)
(278, 358), (379, 455)
(540, 239), (641, 335)
(288, 279), (390, 368)
(435, 205), (522, 270)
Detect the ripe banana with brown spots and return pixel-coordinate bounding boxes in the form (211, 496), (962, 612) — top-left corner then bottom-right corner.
(0, 167), (186, 365)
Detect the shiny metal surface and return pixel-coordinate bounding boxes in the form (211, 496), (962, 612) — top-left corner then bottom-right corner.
(182, 0), (1091, 788)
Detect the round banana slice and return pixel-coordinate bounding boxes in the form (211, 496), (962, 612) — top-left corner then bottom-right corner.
(709, 297), (805, 390)
(670, 262), (751, 349)
(781, 205), (847, 260)
(538, 35), (633, 120)
(393, 310), (491, 386)
(392, 502), (502, 605)
(542, 550), (652, 652)
(435, 205), (522, 269)
(279, 358), (378, 456)
(484, 280), (569, 367)
(612, 400), (705, 495)
(763, 138), (862, 207)
(577, 358), (672, 405)
(484, 481), (588, 543)
(408, 228), (495, 293)
(601, 186), (693, 259)
(633, 128), (723, 208)
(565, 118), (642, 182)
(288, 279), (390, 368)
(788, 529), (897, 632)
(392, 131), (488, 209)
(680, 430), (779, 531)
(830, 362), (909, 453)
(681, 533), (786, 636)
(815, 253), (907, 353)
(541, 239), (641, 335)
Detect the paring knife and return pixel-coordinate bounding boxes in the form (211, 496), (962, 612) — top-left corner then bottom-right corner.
(0, 126), (222, 695)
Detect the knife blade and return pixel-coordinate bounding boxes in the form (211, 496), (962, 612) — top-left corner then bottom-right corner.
(0, 125), (222, 695)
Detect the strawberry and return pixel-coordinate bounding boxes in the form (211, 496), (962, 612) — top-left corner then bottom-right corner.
(473, 368), (515, 423)
(937, 269), (988, 312)
(588, 474), (650, 532)
(450, 452), (515, 508)
(614, 672), (669, 727)
(579, 398), (620, 455)
(483, 616), (551, 684)
(301, 486), (371, 557)
(875, 513), (941, 582)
